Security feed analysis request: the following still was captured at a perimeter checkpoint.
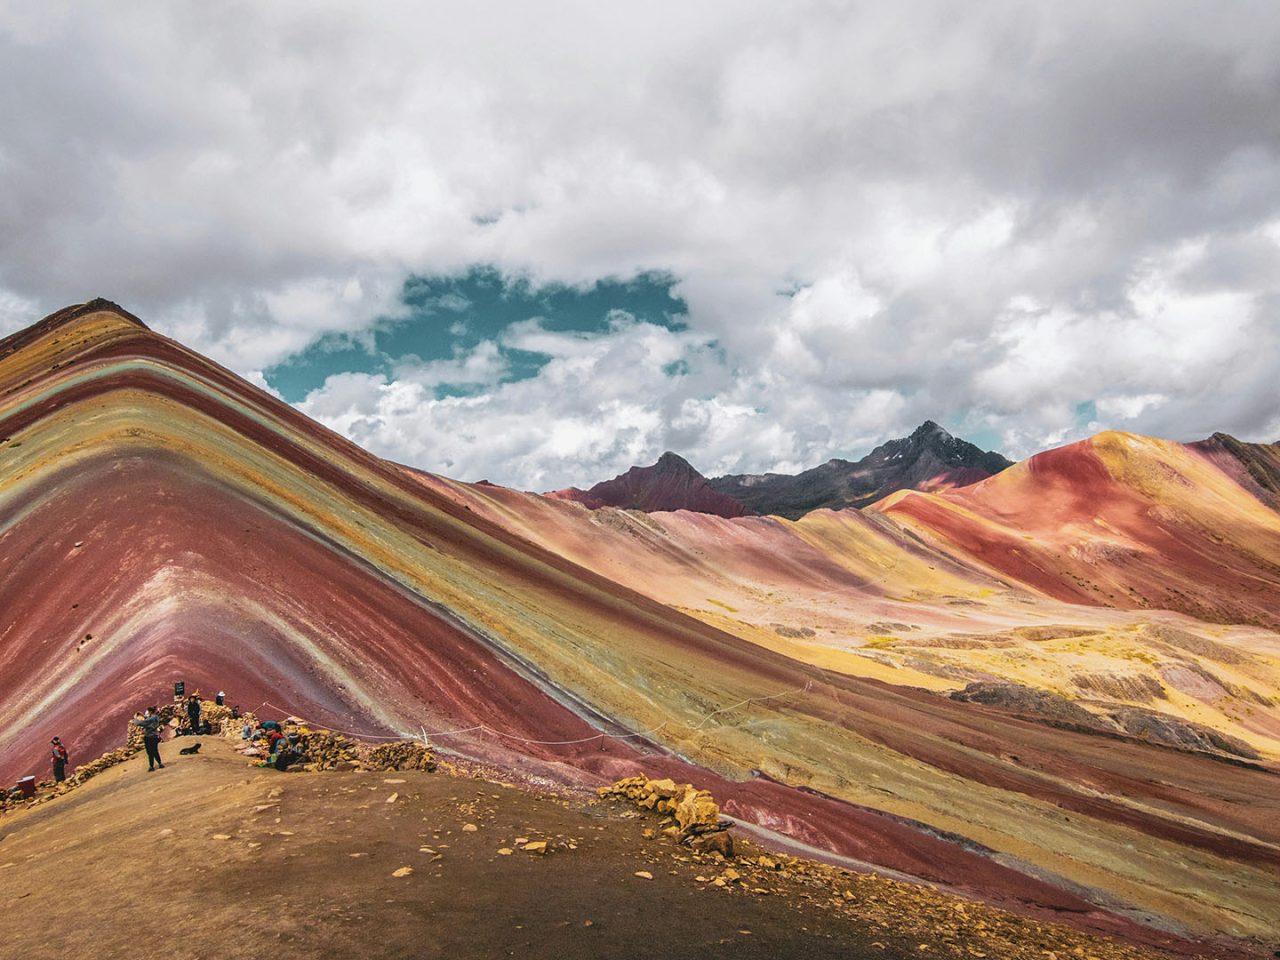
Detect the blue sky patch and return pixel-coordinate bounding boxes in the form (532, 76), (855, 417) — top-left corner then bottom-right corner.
(266, 266), (688, 402)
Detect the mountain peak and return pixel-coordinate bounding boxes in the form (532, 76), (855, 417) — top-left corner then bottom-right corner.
(654, 451), (698, 473)
(910, 420), (954, 443)
(47, 298), (150, 332)
(546, 452), (748, 517)
(0, 298), (150, 359)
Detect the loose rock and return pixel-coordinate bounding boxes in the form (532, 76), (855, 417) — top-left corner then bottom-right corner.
(598, 775), (735, 856)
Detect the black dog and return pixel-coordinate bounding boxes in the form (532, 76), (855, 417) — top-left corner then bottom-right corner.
(178, 742), (202, 755)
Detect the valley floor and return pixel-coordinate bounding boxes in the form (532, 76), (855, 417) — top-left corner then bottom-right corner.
(0, 739), (1241, 960)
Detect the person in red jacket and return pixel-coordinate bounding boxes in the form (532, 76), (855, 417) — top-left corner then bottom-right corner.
(265, 728), (285, 755)
(50, 737), (69, 782)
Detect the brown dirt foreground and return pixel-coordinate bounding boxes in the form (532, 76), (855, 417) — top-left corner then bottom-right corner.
(0, 739), (1219, 960)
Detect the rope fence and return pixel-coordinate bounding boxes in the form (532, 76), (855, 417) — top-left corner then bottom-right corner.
(246, 679), (814, 751)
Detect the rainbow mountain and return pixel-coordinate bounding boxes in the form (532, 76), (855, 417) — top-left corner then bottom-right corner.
(2, 301), (1278, 955)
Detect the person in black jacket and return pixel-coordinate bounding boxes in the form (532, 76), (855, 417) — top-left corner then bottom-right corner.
(131, 707), (166, 771)
(185, 696), (201, 734)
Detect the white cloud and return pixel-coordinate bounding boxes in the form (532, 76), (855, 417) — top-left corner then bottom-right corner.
(296, 319), (706, 487)
(0, 288), (40, 335)
(2, 1), (1279, 483)
(1096, 394), (1169, 420)
(390, 340), (507, 390)
(297, 312), (931, 487)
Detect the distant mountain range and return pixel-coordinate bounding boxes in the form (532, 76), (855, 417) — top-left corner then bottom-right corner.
(547, 420), (1013, 519)
(710, 421), (1013, 518)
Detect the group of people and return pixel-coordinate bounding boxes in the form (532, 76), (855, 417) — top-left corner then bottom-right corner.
(42, 698), (192, 786)
(239, 718), (307, 771)
(42, 688), (308, 785)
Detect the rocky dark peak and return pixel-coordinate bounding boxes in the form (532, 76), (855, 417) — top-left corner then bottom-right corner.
(911, 419), (952, 441)
(55, 298), (150, 331)
(550, 422), (1014, 522)
(708, 422), (1014, 519)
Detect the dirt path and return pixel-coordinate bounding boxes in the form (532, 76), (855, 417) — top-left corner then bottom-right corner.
(0, 739), (1209, 960)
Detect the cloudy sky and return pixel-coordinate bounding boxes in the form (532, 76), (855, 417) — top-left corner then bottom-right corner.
(2, 2), (1278, 489)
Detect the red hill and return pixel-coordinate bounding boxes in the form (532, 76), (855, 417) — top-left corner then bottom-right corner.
(546, 451), (749, 517)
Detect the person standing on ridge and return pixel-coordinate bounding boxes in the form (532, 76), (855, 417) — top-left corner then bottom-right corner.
(132, 706), (166, 771)
(186, 695), (201, 734)
(50, 737), (68, 783)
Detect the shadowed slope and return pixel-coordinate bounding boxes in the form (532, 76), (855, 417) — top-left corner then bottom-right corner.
(1192, 432), (1280, 512)
(406, 469), (1280, 945)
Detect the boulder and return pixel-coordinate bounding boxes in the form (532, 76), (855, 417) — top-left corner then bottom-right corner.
(644, 778), (681, 799)
(365, 740), (438, 772)
(689, 830), (734, 858)
(674, 788), (720, 836)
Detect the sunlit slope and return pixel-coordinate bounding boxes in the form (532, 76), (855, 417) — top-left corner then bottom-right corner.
(2, 303), (1279, 945)
(4, 302), (863, 792)
(877, 432), (1280, 629)
(411, 467), (1280, 759)
(401, 440), (1280, 940)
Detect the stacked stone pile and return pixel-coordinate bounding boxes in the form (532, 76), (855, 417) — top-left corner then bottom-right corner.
(226, 712), (437, 773)
(295, 730), (361, 769)
(197, 700), (236, 733)
(67, 746), (139, 787)
(3, 701), (442, 819)
(365, 741), (437, 772)
(217, 707), (259, 739)
(598, 775), (733, 855)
